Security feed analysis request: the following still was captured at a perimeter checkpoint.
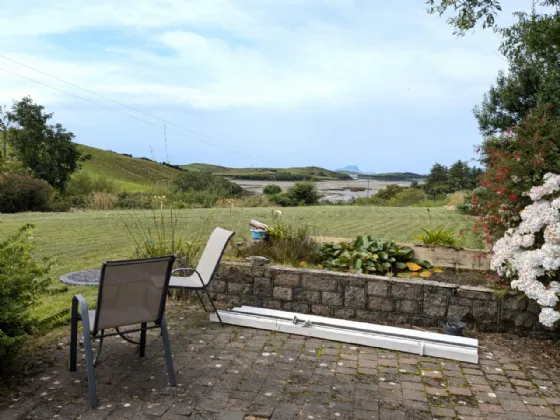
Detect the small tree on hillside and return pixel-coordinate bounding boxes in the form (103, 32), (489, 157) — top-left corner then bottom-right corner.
(7, 96), (82, 191)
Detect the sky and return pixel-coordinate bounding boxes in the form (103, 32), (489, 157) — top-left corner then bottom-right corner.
(0, 0), (529, 173)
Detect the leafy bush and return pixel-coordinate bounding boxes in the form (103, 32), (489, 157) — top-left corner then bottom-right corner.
(0, 173), (53, 213)
(66, 172), (118, 196)
(319, 236), (432, 277)
(388, 188), (427, 206)
(0, 224), (51, 369)
(354, 196), (388, 206)
(240, 217), (320, 266)
(472, 105), (560, 242)
(375, 184), (405, 200)
(116, 191), (155, 209)
(263, 184), (282, 195)
(173, 172), (242, 196)
(413, 226), (464, 248)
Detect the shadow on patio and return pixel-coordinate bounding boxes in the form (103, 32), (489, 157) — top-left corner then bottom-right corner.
(2, 303), (560, 420)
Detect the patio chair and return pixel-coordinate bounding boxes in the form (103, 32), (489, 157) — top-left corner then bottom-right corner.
(69, 255), (177, 408)
(170, 227), (235, 326)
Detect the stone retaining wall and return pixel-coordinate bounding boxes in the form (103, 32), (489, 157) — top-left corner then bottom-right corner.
(205, 262), (553, 337)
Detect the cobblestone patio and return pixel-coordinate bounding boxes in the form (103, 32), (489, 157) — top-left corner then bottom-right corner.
(2, 307), (560, 420)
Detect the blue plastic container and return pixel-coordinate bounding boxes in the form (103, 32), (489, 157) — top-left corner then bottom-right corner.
(251, 229), (267, 240)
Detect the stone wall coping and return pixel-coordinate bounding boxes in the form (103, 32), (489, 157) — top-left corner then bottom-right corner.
(222, 261), (495, 293)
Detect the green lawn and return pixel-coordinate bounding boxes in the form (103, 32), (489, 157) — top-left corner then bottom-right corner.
(1, 206), (481, 325)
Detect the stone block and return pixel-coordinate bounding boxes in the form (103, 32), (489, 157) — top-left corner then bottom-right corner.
(216, 294), (240, 306)
(472, 300), (498, 320)
(388, 313), (411, 325)
(338, 276), (367, 288)
(240, 296), (263, 307)
(391, 283), (423, 299)
(424, 285), (456, 296)
(311, 305), (332, 316)
(457, 287), (493, 301)
(344, 286), (366, 308)
(227, 266), (254, 284)
(367, 280), (391, 296)
(273, 271), (301, 287)
(263, 299), (282, 310)
(356, 310), (388, 323)
(334, 308), (356, 319)
(396, 299), (422, 315)
(447, 304), (471, 320)
(322, 291), (344, 306)
(283, 302), (310, 313)
(207, 280), (226, 293)
(514, 312), (537, 328)
(273, 287), (293, 301)
(423, 305), (447, 318)
(293, 288), (321, 304)
(502, 296), (527, 311)
(254, 277), (272, 297)
(527, 300), (541, 314)
(228, 282), (253, 295)
(367, 296), (396, 312)
(302, 273), (338, 291)
(449, 297), (473, 307)
(412, 316), (441, 328)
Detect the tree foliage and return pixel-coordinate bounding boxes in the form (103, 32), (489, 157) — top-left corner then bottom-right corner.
(7, 96), (82, 191)
(426, 0), (560, 35)
(422, 161), (482, 197)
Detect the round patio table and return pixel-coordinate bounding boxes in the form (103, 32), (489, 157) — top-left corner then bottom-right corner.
(60, 269), (142, 347)
(60, 270), (101, 286)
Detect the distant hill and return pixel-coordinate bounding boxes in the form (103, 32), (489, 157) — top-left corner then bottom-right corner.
(178, 164), (352, 181)
(180, 163), (230, 173)
(358, 172), (425, 181)
(77, 145), (182, 191)
(336, 165), (362, 173)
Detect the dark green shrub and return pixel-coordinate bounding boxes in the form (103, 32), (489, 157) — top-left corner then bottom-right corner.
(0, 173), (53, 213)
(116, 191), (154, 209)
(354, 196), (387, 206)
(0, 224), (51, 370)
(173, 172), (242, 196)
(269, 192), (296, 207)
(388, 188), (427, 206)
(286, 181), (321, 205)
(48, 190), (72, 212)
(375, 184), (405, 200)
(263, 184), (282, 195)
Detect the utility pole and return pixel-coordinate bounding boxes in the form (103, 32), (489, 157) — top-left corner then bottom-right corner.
(367, 178), (370, 198)
(0, 106), (6, 160)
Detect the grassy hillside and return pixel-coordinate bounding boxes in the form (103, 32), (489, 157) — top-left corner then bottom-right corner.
(77, 145), (182, 191)
(180, 163), (230, 173)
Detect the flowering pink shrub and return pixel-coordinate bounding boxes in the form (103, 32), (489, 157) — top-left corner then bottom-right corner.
(471, 105), (560, 243)
(491, 173), (560, 327)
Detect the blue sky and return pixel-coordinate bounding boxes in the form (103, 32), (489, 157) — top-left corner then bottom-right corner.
(0, 0), (527, 173)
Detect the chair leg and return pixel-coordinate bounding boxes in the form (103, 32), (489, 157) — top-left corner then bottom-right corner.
(204, 287), (224, 327)
(73, 295), (98, 408)
(93, 331), (104, 367)
(70, 298), (78, 372)
(140, 323), (147, 357)
(194, 290), (208, 312)
(160, 315), (177, 386)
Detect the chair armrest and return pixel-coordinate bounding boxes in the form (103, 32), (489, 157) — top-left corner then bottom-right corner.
(72, 294), (95, 335)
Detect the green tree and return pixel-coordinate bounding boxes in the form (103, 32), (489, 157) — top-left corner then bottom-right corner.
(7, 97), (82, 191)
(426, 0), (560, 35)
(448, 160), (470, 191)
(423, 163), (450, 196)
(286, 182), (321, 205)
(375, 184), (405, 200)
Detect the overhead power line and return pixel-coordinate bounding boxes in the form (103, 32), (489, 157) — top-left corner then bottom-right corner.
(0, 55), (282, 164)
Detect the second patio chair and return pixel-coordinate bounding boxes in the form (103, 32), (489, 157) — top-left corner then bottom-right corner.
(69, 255), (177, 408)
(170, 227), (235, 325)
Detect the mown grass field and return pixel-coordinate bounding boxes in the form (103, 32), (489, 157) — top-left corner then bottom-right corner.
(1, 206), (481, 325)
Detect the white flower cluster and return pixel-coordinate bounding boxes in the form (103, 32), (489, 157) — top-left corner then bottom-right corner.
(491, 173), (560, 327)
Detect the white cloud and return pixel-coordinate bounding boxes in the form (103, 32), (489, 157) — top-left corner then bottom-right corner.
(0, 0), (507, 111)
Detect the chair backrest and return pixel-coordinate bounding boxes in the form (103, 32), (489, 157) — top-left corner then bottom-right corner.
(93, 255), (176, 333)
(195, 227), (235, 286)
